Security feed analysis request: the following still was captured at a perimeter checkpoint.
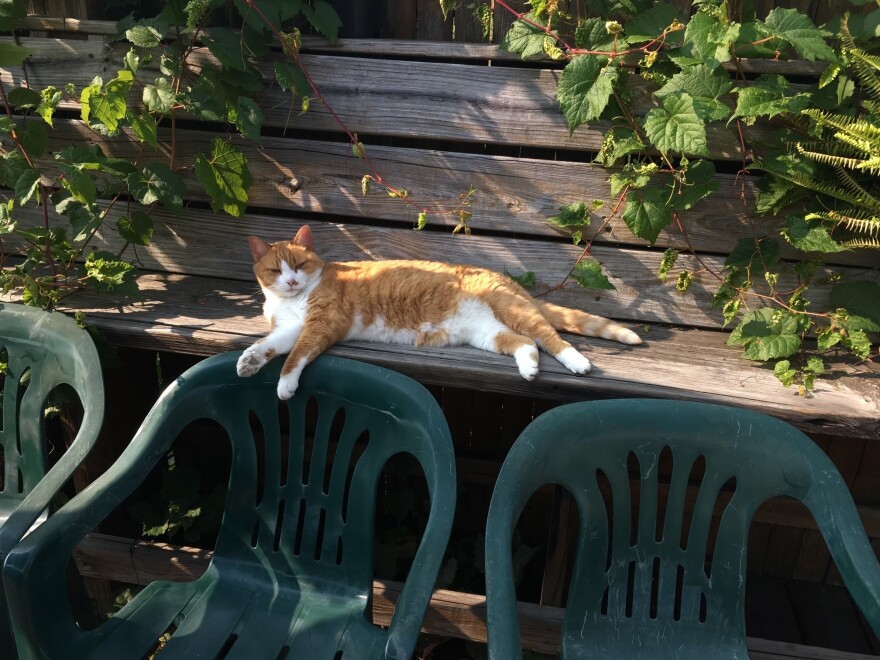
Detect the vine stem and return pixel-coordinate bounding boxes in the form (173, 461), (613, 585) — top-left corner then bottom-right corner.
(0, 78), (59, 288)
(243, 0), (466, 222)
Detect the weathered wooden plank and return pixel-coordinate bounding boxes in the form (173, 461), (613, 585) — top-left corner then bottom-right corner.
(25, 118), (873, 268)
(71, 533), (880, 659)
(1, 38), (765, 159)
(48, 271), (880, 440)
(10, 205), (877, 333)
(13, 18), (833, 76)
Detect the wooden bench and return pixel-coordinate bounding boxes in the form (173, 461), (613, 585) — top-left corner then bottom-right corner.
(3, 14), (880, 658)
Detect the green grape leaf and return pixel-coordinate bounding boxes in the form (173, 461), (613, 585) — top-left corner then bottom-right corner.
(830, 281), (880, 332)
(194, 138), (252, 217)
(84, 250), (139, 297)
(574, 18), (618, 52)
(1, 152), (28, 188)
(655, 64), (733, 121)
(37, 86), (61, 126)
(204, 27), (249, 70)
(229, 96), (263, 142)
(643, 93), (708, 156)
(626, 2), (684, 43)
(622, 187), (672, 244)
(500, 13), (549, 60)
(683, 11), (739, 68)
(274, 61), (310, 96)
(557, 56), (619, 133)
(773, 360), (797, 387)
(117, 211), (154, 246)
(0, 42), (32, 67)
(128, 112), (158, 146)
(127, 163), (185, 212)
(82, 71), (133, 133)
(762, 7), (836, 62)
(69, 205), (103, 242)
(60, 167), (97, 205)
(731, 74), (810, 125)
(302, 0), (342, 42)
(817, 327), (843, 351)
(14, 169), (40, 206)
(572, 259), (615, 290)
(728, 308), (803, 360)
(842, 329), (872, 360)
(7, 87), (41, 109)
(781, 216), (844, 253)
(126, 25), (162, 48)
(19, 121), (48, 158)
(548, 202), (592, 228)
(439, 0), (456, 19)
(725, 237), (780, 270)
(668, 159), (718, 211)
(143, 79), (176, 115)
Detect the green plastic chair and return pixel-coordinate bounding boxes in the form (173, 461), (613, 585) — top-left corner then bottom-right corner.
(0, 303), (105, 657)
(485, 399), (880, 659)
(5, 351), (456, 660)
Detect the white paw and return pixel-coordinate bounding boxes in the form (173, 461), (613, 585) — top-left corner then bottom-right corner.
(514, 345), (540, 381)
(615, 328), (643, 345)
(277, 372), (300, 400)
(237, 348), (267, 377)
(557, 347), (591, 375)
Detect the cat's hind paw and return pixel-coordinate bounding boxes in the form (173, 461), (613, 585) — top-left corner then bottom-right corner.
(556, 347), (592, 375)
(236, 348), (267, 377)
(277, 372), (300, 400)
(514, 344), (540, 381)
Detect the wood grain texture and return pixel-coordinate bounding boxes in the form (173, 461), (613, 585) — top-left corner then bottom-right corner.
(27, 118), (873, 268)
(10, 204), (877, 331)
(13, 18), (832, 75)
(50, 271), (880, 439)
(3, 37), (766, 159)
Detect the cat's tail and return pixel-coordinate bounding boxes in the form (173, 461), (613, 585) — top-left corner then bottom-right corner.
(535, 301), (642, 345)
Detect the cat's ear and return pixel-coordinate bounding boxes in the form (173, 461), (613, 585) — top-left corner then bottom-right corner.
(293, 225), (314, 251)
(248, 236), (271, 262)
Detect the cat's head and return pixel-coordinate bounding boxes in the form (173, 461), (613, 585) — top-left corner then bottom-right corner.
(248, 226), (324, 298)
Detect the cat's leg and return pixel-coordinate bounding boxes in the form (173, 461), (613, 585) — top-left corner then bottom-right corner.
(494, 301), (592, 375)
(236, 324), (302, 377)
(276, 318), (347, 400)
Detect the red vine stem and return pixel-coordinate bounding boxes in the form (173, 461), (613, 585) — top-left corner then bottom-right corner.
(243, 0), (465, 221)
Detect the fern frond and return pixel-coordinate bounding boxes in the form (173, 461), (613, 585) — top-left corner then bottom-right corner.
(856, 156), (880, 176)
(835, 167), (880, 210)
(802, 109), (880, 145)
(796, 145), (864, 170)
(806, 209), (880, 235)
(753, 160), (877, 208)
(848, 49), (880, 100)
(838, 236), (880, 249)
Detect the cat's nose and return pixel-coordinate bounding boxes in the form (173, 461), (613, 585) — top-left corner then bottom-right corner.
(286, 279), (297, 288)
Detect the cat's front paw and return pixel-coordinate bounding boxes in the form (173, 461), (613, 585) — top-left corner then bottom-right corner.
(237, 347), (267, 377)
(514, 345), (540, 381)
(277, 372), (300, 400)
(556, 347), (591, 375)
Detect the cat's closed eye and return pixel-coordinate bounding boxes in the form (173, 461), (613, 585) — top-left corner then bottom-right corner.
(293, 262), (305, 272)
(268, 267), (281, 274)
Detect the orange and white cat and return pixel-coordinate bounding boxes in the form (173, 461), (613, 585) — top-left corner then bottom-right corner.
(237, 226), (642, 400)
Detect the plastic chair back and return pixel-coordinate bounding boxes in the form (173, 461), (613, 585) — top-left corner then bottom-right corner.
(485, 399), (880, 659)
(5, 352), (454, 660)
(0, 303), (104, 656)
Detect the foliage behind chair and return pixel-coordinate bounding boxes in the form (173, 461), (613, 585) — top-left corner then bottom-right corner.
(485, 399), (880, 659)
(0, 303), (105, 657)
(5, 352), (456, 660)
